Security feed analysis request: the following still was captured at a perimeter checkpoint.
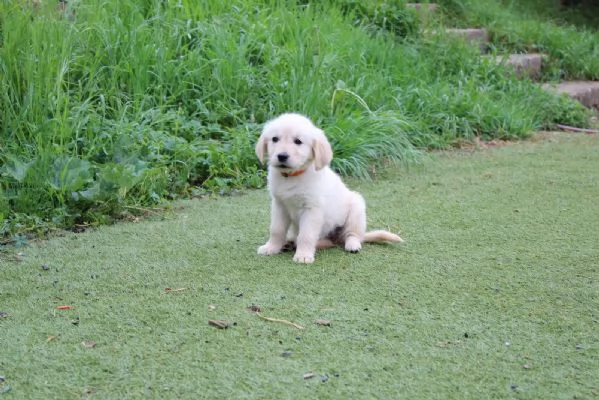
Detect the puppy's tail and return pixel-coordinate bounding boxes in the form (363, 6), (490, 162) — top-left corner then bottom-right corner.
(363, 230), (404, 243)
(316, 231), (404, 249)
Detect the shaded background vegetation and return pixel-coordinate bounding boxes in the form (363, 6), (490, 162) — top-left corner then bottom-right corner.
(0, 0), (597, 241)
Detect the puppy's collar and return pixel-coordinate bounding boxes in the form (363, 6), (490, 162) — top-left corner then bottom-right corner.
(281, 169), (306, 178)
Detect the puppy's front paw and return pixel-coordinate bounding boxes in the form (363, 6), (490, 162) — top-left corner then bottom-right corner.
(293, 251), (315, 264)
(258, 242), (282, 256)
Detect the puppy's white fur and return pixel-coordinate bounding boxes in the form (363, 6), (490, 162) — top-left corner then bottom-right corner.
(256, 113), (403, 264)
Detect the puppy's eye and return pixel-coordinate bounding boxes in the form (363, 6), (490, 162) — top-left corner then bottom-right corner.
(272, 137), (279, 143)
(294, 138), (302, 145)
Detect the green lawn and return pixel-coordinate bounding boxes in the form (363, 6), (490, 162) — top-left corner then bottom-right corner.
(1, 133), (598, 399)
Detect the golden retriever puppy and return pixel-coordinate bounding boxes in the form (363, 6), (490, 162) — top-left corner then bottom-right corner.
(255, 113), (403, 264)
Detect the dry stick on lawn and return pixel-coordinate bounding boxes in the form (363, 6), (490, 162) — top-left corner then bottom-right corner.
(255, 312), (304, 330)
(556, 124), (599, 134)
(163, 288), (187, 294)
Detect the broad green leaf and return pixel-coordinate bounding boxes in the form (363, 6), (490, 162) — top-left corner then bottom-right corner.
(1, 157), (31, 182)
(50, 157), (94, 192)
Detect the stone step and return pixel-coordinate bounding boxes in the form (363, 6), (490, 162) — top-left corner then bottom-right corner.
(490, 53), (544, 79)
(543, 81), (599, 109)
(445, 28), (489, 52)
(406, 3), (439, 27)
(405, 3), (439, 13)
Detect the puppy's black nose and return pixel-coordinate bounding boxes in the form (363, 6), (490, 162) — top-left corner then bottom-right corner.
(277, 153), (289, 163)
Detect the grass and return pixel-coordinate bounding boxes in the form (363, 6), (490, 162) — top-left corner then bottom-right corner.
(1, 0), (596, 238)
(1, 133), (597, 399)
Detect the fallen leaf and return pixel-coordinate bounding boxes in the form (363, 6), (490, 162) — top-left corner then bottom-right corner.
(81, 387), (96, 399)
(81, 340), (96, 348)
(208, 320), (230, 329)
(164, 287), (187, 293)
(248, 304), (262, 312)
(315, 319), (331, 326)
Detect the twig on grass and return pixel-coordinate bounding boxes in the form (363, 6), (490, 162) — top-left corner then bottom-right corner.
(556, 124), (599, 134)
(255, 312), (304, 330)
(122, 205), (165, 215)
(163, 287), (187, 294)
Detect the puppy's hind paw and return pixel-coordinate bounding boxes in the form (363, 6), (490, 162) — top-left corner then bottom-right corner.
(344, 237), (362, 253)
(258, 243), (282, 256)
(281, 241), (296, 252)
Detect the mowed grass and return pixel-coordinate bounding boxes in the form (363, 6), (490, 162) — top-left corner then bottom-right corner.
(1, 133), (598, 399)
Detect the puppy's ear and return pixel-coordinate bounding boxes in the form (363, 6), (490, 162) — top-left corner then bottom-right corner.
(312, 128), (333, 170)
(255, 132), (269, 164)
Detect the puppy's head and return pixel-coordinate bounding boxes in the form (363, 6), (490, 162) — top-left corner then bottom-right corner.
(255, 113), (333, 174)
